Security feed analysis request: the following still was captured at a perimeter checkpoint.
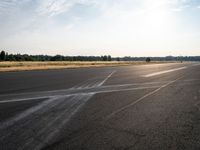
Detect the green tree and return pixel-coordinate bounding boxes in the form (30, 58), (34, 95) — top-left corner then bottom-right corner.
(146, 57), (151, 63)
(103, 55), (108, 61)
(0, 51), (6, 61)
(108, 55), (112, 61)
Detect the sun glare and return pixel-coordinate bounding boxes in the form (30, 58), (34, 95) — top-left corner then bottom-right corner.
(139, 2), (175, 39)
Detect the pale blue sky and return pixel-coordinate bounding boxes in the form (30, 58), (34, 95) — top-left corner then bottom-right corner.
(0, 0), (200, 56)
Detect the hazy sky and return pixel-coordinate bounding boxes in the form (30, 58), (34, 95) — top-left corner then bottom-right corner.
(0, 0), (200, 56)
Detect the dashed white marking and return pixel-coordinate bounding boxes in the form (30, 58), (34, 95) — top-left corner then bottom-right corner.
(98, 71), (116, 86)
(141, 66), (187, 77)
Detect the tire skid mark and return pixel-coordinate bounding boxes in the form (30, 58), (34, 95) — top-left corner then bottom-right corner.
(0, 96), (67, 141)
(0, 70), (114, 149)
(0, 94), (94, 150)
(0, 97), (61, 130)
(22, 94), (93, 150)
(34, 94), (94, 150)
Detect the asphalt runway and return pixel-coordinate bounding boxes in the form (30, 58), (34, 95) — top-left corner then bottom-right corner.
(0, 62), (200, 150)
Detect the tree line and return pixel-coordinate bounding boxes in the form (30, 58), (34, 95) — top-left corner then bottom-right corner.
(0, 51), (200, 61)
(115, 56), (200, 61)
(0, 51), (112, 61)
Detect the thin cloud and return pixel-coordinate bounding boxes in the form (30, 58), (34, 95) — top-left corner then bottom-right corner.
(37, 0), (72, 17)
(0, 0), (200, 56)
(36, 0), (97, 17)
(171, 4), (190, 12)
(0, 0), (17, 14)
(0, 0), (31, 15)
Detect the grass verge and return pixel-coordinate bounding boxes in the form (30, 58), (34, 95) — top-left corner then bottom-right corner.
(0, 61), (175, 72)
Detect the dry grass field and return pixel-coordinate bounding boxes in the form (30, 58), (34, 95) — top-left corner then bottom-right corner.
(0, 61), (174, 72)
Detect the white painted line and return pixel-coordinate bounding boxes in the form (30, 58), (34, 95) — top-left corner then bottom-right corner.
(0, 94), (88, 104)
(98, 71), (116, 86)
(195, 101), (200, 111)
(104, 76), (183, 120)
(1, 78), (198, 104)
(0, 96), (54, 104)
(0, 81), (163, 98)
(102, 81), (169, 88)
(1, 79), (198, 99)
(0, 86), (160, 104)
(141, 66), (187, 77)
(95, 85), (161, 94)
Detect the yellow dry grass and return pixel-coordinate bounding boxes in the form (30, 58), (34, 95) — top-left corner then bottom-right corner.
(0, 61), (174, 72)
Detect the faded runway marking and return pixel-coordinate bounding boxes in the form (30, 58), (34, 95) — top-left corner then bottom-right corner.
(0, 71), (116, 150)
(104, 77), (183, 120)
(98, 70), (116, 86)
(195, 101), (200, 111)
(141, 66), (187, 77)
(0, 79), (199, 104)
(70, 70), (116, 89)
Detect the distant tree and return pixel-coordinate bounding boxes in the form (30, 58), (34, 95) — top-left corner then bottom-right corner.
(50, 55), (64, 61)
(123, 56), (132, 61)
(0, 51), (6, 61)
(7, 54), (15, 61)
(101, 56), (104, 61)
(116, 57), (120, 61)
(72, 56), (77, 61)
(108, 55), (112, 61)
(146, 57), (151, 63)
(102, 55), (108, 61)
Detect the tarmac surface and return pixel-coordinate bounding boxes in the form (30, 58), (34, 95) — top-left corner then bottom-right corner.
(0, 62), (200, 150)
